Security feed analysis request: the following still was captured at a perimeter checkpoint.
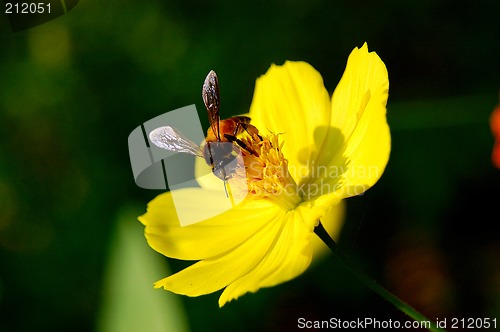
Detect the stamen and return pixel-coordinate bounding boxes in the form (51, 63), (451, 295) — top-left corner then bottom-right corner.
(231, 131), (301, 209)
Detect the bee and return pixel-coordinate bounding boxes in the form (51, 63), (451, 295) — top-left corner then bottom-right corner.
(149, 70), (260, 183)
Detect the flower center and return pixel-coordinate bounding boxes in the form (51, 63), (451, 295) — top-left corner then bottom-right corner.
(231, 132), (301, 210)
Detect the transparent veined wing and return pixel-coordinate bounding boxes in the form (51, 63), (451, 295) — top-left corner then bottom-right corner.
(149, 126), (204, 157)
(202, 70), (221, 141)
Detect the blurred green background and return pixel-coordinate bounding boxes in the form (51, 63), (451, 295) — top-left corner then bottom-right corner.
(1, 0), (499, 331)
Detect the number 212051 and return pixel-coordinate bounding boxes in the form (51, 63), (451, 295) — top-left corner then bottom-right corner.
(5, 3), (51, 14)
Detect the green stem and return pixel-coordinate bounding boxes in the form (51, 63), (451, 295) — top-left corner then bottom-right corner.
(314, 221), (445, 332)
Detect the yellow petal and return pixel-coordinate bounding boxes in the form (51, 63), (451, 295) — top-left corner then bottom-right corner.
(249, 61), (331, 184)
(314, 43), (390, 199)
(154, 207), (288, 298)
(139, 190), (282, 260)
(218, 209), (314, 306)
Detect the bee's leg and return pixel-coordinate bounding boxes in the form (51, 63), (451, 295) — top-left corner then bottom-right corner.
(206, 142), (215, 167)
(224, 134), (260, 157)
(207, 142), (231, 198)
(223, 178), (229, 198)
(240, 123), (263, 141)
(232, 122), (242, 137)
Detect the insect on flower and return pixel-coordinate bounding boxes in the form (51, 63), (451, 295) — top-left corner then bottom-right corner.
(149, 71), (261, 185)
(139, 43), (390, 307)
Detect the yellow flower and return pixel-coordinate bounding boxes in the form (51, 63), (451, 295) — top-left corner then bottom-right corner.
(139, 43), (390, 307)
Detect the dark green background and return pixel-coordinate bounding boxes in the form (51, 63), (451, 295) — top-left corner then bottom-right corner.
(1, 0), (499, 331)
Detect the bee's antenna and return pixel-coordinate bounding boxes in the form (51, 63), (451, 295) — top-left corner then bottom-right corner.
(224, 178), (236, 207)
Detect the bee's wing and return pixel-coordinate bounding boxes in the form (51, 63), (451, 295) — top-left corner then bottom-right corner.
(202, 70), (221, 141)
(232, 116), (251, 124)
(149, 126), (204, 157)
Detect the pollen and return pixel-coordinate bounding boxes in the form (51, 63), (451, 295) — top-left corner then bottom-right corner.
(233, 132), (301, 208)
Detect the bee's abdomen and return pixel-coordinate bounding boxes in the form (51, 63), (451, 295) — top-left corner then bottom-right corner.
(203, 142), (241, 180)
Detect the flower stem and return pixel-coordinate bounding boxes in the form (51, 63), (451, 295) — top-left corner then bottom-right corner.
(314, 221), (444, 332)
